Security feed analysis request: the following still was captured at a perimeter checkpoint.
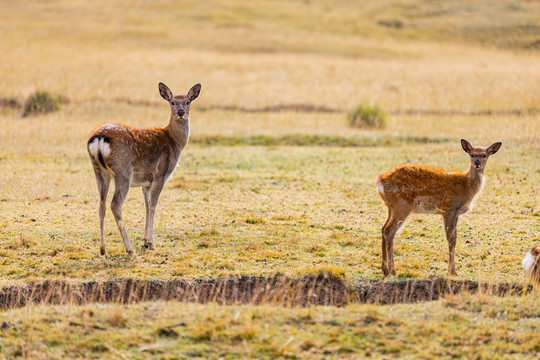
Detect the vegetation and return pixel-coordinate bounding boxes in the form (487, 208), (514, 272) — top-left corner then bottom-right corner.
(0, 294), (538, 358)
(348, 104), (387, 129)
(0, 114), (537, 283)
(22, 91), (61, 117)
(0, 0), (539, 358)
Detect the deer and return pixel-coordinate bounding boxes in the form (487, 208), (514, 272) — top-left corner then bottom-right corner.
(87, 82), (201, 255)
(376, 139), (502, 276)
(522, 246), (540, 291)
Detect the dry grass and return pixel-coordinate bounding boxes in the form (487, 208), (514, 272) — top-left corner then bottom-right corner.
(0, 0), (539, 357)
(0, 294), (538, 358)
(1, 0), (540, 112)
(0, 1), (539, 285)
(0, 110), (538, 283)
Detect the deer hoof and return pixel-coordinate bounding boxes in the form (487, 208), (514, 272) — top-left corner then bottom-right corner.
(143, 241), (156, 250)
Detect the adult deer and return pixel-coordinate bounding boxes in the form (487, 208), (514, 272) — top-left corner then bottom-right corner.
(87, 83), (201, 255)
(376, 139), (502, 276)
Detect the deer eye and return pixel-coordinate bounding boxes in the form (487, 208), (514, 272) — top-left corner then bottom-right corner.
(171, 101), (176, 105)
(470, 155), (474, 158)
(483, 154), (486, 158)
(186, 101), (190, 106)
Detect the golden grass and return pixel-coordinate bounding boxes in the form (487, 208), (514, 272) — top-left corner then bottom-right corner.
(0, 294), (538, 358)
(0, 109), (538, 284)
(0, 0), (539, 357)
(0, 0), (538, 286)
(1, 0), (539, 113)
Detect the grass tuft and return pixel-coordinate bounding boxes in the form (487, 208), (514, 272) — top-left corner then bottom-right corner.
(245, 217), (266, 224)
(106, 306), (127, 328)
(22, 91), (62, 117)
(348, 104), (387, 129)
(297, 265), (347, 281)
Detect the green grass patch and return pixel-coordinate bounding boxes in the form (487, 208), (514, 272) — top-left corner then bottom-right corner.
(190, 134), (451, 147)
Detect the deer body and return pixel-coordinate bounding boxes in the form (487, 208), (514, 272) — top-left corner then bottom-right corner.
(87, 83), (201, 255)
(377, 165), (485, 216)
(376, 139), (502, 276)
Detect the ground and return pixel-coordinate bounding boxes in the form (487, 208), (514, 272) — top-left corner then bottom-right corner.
(0, 0), (539, 358)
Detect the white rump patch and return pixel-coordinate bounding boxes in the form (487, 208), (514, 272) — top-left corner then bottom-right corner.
(522, 251), (535, 275)
(88, 137), (111, 159)
(88, 138), (99, 158)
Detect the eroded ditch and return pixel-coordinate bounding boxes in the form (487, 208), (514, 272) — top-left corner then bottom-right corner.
(0, 273), (533, 310)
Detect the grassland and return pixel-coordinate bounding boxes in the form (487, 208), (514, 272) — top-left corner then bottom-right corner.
(0, 111), (538, 282)
(1, 294), (538, 359)
(0, 0), (539, 358)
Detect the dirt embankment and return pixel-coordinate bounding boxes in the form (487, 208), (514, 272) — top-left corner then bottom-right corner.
(0, 273), (533, 310)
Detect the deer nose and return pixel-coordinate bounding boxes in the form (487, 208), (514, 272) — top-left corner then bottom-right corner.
(177, 109), (185, 116)
(474, 159), (481, 166)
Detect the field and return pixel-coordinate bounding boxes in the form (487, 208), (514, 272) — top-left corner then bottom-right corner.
(0, 0), (539, 358)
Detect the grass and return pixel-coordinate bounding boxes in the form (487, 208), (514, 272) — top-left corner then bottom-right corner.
(0, 294), (538, 358)
(0, 110), (538, 283)
(0, 0), (538, 285)
(0, 0), (539, 357)
(1, 1), (540, 112)
(22, 91), (62, 117)
(348, 104), (387, 129)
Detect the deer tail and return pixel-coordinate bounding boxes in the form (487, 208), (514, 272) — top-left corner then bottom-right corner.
(87, 135), (115, 176)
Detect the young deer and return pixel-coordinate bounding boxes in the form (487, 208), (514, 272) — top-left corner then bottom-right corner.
(87, 83), (201, 255)
(376, 139), (502, 276)
(522, 246), (540, 291)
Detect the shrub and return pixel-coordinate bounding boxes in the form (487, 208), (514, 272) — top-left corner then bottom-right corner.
(22, 91), (61, 117)
(348, 104), (387, 129)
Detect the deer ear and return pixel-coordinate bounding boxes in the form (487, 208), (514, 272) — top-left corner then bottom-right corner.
(533, 246), (540, 257)
(159, 82), (173, 101)
(461, 139), (473, 154)
(487, 142), (502, 155)
(187, 84), (201, 102)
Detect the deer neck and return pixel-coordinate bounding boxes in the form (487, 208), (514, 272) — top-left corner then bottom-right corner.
(466, 166), (485, 195)
(164, 117), (190, 155)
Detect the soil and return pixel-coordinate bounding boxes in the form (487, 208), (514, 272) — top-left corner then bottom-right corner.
(0, 273), (533, 310)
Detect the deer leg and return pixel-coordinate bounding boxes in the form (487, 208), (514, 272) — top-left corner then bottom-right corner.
(110, 175), (135, 255)
(381, 208), (392, 276)
(382, 206), (410, 276)
(142, 186), (151, 245)
(143, 180), (165, 250)
(93, 168), (111, 255)
(443, 212), (459, 276)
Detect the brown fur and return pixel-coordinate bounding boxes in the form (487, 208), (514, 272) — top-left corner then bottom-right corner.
(376, 139), (502, 276)
(87, 83), (201, 255)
